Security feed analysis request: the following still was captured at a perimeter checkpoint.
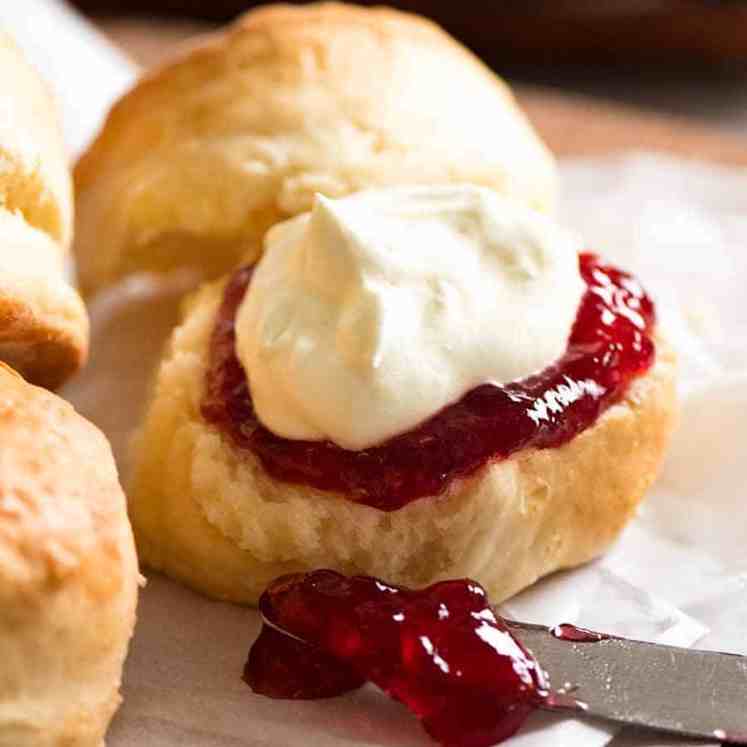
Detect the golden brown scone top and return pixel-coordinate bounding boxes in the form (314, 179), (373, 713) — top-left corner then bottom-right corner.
(75, 2), (557, 296)
(0, 33), (88, 389)
(0, 363), (139, 746)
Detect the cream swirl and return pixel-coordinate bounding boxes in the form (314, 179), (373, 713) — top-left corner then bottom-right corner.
(235, 186), (584, 451)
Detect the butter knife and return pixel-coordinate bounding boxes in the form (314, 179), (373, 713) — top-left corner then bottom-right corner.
(507, 621), (747, 744)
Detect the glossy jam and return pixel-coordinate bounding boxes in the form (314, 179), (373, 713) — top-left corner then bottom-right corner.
(245, 570), (548, 747)
(202, 253), (655, 511)
(245, 624), (364, 699)
(550, 624), (609, 643)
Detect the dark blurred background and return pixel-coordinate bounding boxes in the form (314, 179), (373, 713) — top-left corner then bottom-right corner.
(70, 1), (747, 132)
(69, 1), (747, 65)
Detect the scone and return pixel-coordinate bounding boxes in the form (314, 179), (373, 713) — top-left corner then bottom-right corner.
(0, 363), (138, 746)
(74, 2), (556, 297)
(129, 187), (677, 606)
(0, 33), (88, 388)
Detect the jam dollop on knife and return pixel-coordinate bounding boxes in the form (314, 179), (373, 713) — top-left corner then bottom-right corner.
(245, 570), (549, 747)
(203, 253), (656, 511)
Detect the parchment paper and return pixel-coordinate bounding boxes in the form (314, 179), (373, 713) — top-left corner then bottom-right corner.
(4, 3), (747, 745)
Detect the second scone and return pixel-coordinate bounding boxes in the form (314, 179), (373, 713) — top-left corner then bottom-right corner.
(75, 2), (556, 296)
(129, 188), (677, 606)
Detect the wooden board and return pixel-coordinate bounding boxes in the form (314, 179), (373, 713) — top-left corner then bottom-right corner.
(98, 17), (747, 166)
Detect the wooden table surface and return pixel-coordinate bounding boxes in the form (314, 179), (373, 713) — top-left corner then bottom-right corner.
(99, 16), (747, 167)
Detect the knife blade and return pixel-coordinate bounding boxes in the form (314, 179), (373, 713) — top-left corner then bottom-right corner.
(506, 620), (747, 744)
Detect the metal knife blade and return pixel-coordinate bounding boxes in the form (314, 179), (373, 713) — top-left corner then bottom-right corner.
(506, 620), (747, 744)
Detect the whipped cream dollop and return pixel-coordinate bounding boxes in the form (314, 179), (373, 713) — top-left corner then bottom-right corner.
(235, 186), (585, 451)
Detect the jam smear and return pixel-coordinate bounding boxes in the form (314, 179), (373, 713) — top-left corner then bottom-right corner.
(550, 624), (610, 643)
(245, 624), (364, 699)
(545, 691), (589, 712)
(245, 570), (549, 747)
(716, 730), (747, 745)
(202, 253), (655, 511)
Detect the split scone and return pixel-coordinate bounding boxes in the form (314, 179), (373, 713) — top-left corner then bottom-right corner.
(75, 2), (556, 297)
(0, 364), (139, 746)
(129, 186), (677, 606)
(0, 33), (88, 388)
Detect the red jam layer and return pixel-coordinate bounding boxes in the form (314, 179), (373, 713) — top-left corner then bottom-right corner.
(202, 253), (655, 511)
(245, 570), (548, 747)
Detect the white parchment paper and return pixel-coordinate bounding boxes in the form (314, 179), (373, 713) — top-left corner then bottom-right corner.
(4, 3), (747, 745)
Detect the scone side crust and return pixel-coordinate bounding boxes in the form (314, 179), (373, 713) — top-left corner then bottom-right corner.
(0, 33), (88, 386)
(0, 284), (89, 390)
(129, 281), (676, 606)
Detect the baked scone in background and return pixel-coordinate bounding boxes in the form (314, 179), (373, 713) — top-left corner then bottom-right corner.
(129, 279), (677, 606)
(0, 364), (138, 746)
(0, 33), (88, 389)
(74, 2), (556, 297)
